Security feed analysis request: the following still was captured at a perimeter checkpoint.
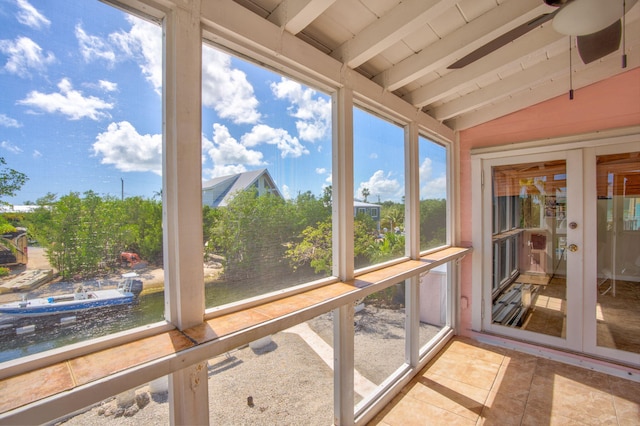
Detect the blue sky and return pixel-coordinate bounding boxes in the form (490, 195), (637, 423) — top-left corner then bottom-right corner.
(0, 0), (446, 206)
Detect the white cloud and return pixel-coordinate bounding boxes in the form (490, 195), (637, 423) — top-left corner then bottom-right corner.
(357, 170), (402, 202)
(92, 121), (162, 175)
(15, 0), (50, 29)
(205, 164), (247, 179)
(419, 157), (447, 199)
(76, 24), (116, 64)
(98, 80), (118, 92)
(202, 46), (261, 124)
(281, 184), (291, 200)
(419, 157), (433, 179)
(0, 36), (55, 76)
(271, 77), (330, 142)
(1, 141), (22, 154)
(32, 149), (41, 158)
(202, 123), (264, 178)
(79, 16), (162, 94)
(112, 16), (162, 93)
(0, 114), (21, 128)
(421, 175), (447, 199)
(241, 124), (308, 158)
(18, 78), (113, 120)
(315, 167), (332, 185)
(369, 152), (378, 159)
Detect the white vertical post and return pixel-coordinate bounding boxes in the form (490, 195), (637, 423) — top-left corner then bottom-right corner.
(163, 2), (208, 424)
(334, 304), (355, 426)
(405, 122), (420, 260)
(169, 362), (209, 426)
(405, 122), (420, 367)
(332, 81), (355, 425)
(332, 84), (354, 279)
(163, 0), (204, 333)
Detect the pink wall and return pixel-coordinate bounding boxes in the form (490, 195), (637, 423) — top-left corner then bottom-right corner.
(457, 67), (640, 336)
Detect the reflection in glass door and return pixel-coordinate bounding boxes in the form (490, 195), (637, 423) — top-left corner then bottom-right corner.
(490, 160), (568, 339)
(596, 152), (640, 354)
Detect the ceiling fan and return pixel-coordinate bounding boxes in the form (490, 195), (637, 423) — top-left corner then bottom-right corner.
(448, 0), (638, 69)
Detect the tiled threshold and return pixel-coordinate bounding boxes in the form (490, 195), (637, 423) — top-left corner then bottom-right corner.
(368, 337), (640, 425)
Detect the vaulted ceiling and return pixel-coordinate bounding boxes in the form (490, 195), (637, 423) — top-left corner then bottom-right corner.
(232, 0), (640, 131)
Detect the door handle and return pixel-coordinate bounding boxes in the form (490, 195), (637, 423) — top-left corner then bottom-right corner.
(568, 244), (578, 252)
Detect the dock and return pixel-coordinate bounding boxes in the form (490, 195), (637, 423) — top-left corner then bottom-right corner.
(0, 269), (54, 294)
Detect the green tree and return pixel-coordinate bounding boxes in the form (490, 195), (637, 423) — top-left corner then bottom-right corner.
(286, 211), (381, 273)
(361, 187), (370, 202)
(420, 198), (446, 248)
(119, 196), (163, 264)
(382, 205), (404, 232)
(291, 190), (331, 229)
(286, 219), (332, 274)
(0, 157), (28, 205)
(27, 192), (163, 279)
(45, 192), (83, 277)
(207, 189), (295, 282)
(0, 157), (28, 257)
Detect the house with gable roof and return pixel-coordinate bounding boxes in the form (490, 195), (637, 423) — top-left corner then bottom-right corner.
(202, 168), (282, 207)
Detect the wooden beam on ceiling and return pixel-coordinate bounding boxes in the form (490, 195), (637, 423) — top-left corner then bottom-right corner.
(330, 0), (454, 68)
(446, 31), (640, 131)
(372, 0), (549, 92)
(432, 43), (568, 121)
(267, 0), (337, 35)
(405, 23), (564, 108)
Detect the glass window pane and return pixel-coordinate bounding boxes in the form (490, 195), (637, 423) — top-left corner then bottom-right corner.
(201, 43), (332, 308)
(419, 136), (447, 252)
(52, 381), (169, 424)
(353, 283), (406, 407)
(419, 263), (449, 351)
(0, 0), (164, 362)
(353, 108), (405, 270)
(596, 152), (640, 353)
(210, 317), (334, 424)
(491, 161), (567, 338)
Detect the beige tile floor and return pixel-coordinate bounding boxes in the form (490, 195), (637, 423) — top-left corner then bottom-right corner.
(369, 337), (640, 425)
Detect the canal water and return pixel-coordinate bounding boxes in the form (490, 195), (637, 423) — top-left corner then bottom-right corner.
(0, 290), (166, 364)
(0, 257), (323, 363)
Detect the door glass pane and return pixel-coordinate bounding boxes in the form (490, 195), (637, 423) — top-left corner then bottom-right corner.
(596, 152), (640, 353)
(491, 161), (567, 338)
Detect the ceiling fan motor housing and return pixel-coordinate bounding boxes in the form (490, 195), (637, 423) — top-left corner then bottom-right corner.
(543, 0), (569, 6)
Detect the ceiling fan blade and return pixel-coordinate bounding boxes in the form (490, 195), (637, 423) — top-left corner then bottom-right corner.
(577, 19), (621, 64)
(448, 12), (557, 69)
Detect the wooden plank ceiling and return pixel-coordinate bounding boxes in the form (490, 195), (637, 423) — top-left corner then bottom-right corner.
(232, 0), (640, 131)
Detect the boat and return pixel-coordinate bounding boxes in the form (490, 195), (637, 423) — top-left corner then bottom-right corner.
(0, 272), (143, 318)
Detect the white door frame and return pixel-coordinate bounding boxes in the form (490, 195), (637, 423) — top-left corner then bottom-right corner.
(470, 129), (639, 362)
(475, 151), (582, 351)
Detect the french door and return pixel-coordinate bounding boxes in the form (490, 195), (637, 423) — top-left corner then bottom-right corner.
(475, 140), (640, 366)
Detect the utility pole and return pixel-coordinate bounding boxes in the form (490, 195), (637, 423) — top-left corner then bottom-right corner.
(121, 178), (124, 201)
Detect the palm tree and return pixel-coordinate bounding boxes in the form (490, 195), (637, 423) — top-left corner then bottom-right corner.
(361, 187), (370, 202)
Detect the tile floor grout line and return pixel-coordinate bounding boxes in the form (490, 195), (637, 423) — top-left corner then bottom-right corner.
(517, 357), (541, 425)
(605, 373), (622, 425)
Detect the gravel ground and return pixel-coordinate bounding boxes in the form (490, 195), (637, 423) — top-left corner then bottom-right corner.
(55, 305), (443, 426)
